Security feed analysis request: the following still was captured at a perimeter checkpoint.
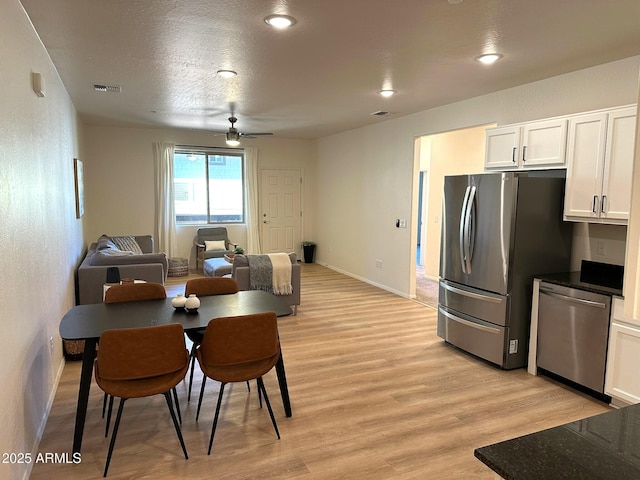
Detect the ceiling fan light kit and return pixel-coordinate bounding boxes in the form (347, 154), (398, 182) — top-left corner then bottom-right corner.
(222, 116), (274, 146)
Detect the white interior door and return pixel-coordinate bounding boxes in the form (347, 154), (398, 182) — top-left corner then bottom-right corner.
(260, 169), (302, 254)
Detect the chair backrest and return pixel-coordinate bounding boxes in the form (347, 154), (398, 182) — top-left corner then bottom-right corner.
(197, 227), (230, 246)
(96, 323), (187, 381)
(104, 282), (167, 303)
(185, 277), (239, 297)
(199, 312), (279, 375)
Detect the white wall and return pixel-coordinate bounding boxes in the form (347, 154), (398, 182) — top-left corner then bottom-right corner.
(83, 126), (316, 265)
(0, 2), (84, 479)
(316, 56), (640, 297)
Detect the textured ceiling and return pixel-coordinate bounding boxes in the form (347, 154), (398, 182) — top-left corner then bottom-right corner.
(20, 0), (640, 139)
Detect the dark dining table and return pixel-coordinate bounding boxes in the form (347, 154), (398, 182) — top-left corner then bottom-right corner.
(59, 290), (293, 453)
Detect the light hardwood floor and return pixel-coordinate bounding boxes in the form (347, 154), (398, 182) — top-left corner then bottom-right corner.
(31, 264), (610, 479)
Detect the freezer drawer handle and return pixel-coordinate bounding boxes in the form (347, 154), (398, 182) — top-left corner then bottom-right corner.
(440, 307), (502, 334)
(539, 288), (607, 309)
(441, 282), (502, 303)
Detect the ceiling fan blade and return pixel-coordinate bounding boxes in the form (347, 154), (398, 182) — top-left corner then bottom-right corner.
(239, 132), (274, 138)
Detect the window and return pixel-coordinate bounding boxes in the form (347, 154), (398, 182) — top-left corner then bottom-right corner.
(173, 147), (245, 224)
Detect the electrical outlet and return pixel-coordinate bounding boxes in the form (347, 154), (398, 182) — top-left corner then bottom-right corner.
(596, 240), (605, 256)
(49, 336), (54, 353)
(375, 259), (383, 269)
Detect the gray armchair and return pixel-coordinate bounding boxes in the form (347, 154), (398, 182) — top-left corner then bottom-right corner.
(194, 227), (237, 270)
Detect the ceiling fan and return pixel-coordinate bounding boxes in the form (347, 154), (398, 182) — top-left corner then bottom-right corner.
(223, 116), (273, 146)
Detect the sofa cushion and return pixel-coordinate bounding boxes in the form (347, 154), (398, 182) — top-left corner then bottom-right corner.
(205, 240), (226, 251)
(110, 235), (143, 255)
(90, 251), (167, 266)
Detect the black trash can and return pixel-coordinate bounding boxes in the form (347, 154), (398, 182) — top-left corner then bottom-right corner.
(302, 243), (316, 263)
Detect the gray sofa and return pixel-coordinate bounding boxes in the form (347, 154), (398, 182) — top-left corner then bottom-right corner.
(232, 252), (300, 314)
(77, 235), (168, 305)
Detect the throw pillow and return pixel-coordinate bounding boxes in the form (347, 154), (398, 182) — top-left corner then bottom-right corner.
(110, 235), (143, 254)
(205, 240), (227, 251)
(97, 234), (118, 251)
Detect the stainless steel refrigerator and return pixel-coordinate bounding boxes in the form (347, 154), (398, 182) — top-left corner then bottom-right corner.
(437, 172), (572, 369)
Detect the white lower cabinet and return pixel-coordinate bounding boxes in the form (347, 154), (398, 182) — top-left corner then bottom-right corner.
(605, 297), (640, 405)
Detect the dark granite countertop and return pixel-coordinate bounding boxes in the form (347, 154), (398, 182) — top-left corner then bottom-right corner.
(534, 271), (623, 297)
(475, 404), (640, 479)
(534, 260), (624, 297)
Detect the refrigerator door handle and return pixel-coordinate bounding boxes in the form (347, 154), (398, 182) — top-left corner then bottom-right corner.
(459, 186), (472, 274)
(463, 185), (476, 274)
(439, 307), (502, 334)
(441, 281), (503, 303)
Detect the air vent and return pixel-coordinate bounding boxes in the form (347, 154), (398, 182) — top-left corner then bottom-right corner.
(93, 84), (122, 93)
(371, 111), (391, 116)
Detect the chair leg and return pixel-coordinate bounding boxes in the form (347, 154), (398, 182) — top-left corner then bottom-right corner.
(187, 344), (197, 402)
(257, 377), (280, 440)
(207, 383), (226, 455)
(105, 395), (115, 438)
(258, 381), (263, 408)
(172, 387), (182, 424)
(246, 381), (251, 392)
(104, 397), (127, 477)
(163, 392), (189, 460)
(102, 392), (108, 418)
(196, 376), (207, 421)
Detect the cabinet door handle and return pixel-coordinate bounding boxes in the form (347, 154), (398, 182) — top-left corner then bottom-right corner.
(601, 195), (606, 214)
(512, 147), (517, 163)
(592, 195), (599, 214)
(522, 145), (527, 162)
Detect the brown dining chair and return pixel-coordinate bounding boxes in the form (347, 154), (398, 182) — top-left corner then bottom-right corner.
(184, 277), (239, 402)
(94, 323), (190, 476)
(104, 282), (167, 303)
(196, 312), (281, 454)
(102, 282), (169, 430)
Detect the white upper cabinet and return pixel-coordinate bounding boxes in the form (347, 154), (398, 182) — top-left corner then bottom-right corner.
(564, 106), (637, 225)
(485, 118), (567, 170)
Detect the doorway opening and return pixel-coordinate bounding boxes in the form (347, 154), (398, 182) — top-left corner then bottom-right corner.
(413, 124), (494, 307)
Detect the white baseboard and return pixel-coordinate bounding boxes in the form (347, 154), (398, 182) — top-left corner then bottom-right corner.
(320, 263), (410, 299)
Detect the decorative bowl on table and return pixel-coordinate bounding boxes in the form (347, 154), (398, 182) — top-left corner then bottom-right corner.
(224, 253), (235, 263)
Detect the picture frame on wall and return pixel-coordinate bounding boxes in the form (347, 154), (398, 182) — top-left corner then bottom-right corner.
(74, 158), (84, 218)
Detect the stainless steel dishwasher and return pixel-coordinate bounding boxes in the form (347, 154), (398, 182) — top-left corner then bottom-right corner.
(536, 281), (612, 394)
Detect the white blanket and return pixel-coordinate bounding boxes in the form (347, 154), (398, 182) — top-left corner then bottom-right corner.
(268, 253), (293, 295)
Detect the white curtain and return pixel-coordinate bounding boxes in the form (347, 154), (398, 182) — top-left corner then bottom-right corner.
(245, 146), (262, 254)
(153, 142), (177, 258)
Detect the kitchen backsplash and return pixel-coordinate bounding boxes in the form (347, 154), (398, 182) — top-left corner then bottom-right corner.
(570, 223), (627, 270)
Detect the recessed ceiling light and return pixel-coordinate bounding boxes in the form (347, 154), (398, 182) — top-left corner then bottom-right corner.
(264, 15), (297, 29)
(378, 89), (397, 97)
(216, 70), (237, 78)
(475, 53), (503, 65)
